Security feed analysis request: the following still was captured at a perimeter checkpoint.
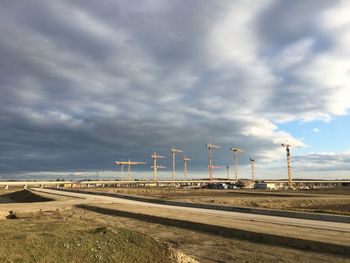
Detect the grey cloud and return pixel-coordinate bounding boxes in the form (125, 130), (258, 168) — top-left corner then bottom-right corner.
(256, 0), (336, 55)
(0, 1), (348, 178)
(255, 0), (349, 120)
(293, 152), (350, 171)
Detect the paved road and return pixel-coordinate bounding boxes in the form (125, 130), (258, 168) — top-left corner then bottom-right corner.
(20, 188), (349, 233)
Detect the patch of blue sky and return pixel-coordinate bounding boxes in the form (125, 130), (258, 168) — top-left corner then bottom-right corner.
(277, 114), (350, 154)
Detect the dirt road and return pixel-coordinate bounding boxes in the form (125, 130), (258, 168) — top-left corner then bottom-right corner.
(39, 189), (350, 233)
(1, 187), (350, 260)
(18, 188), (350, 233)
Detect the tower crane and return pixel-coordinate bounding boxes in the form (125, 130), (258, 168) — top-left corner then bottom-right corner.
(250, 158), (255, 181)
(206, 143), (220, 181)
(230, 147), (244, 181)
(182, 156), (191, 179)
(115, 160), (146, 180)
(281, 143), (299, 189)
(170, 147), (183, 181)
(150, 152), (165, 181)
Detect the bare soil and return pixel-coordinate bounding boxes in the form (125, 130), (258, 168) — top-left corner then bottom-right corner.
(81, 187), (350, 215)
(0, 210), (175, 263)
(2, 207), (348, 263)
(1, 189), (349, 263)
(0, 189), (54, 203)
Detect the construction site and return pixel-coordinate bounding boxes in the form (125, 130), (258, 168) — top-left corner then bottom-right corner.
(1, 1), (350, 261)
(0, 144), (349, 263)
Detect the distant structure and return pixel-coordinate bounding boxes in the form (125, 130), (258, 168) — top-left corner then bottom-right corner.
(115, 160), (146, 180)
(206, 143), (220, 180)
(250, 158), (255, 181)
(182, 156), (191, 179)
(115, 162), (125, 179)
(170, 147), (183, 181)
(230, 147), (244, 181)
(226, 163), (229, 179)
(281, 143), (299, 189)
(150, 152), (165, 181)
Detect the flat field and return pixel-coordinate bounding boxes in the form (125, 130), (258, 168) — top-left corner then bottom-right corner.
(81, 187), (350, 215)
(1, 188), (349, 263)
(1, 205), (347, 263)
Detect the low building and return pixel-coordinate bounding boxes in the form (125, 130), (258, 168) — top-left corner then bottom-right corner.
(208, 183), (228, 189)
(254, 183), (276, 190)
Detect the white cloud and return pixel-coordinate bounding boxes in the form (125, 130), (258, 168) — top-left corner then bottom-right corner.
(0, 1), (349, 177)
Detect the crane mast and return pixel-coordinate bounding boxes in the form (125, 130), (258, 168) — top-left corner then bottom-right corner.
(230, 147), (244, 181)
(250, 158), (255, 181)
(150, 152), (165, 181)
(182, 156), (191, 179)
(281, 143), (300, 189)
(206, 143), (220, 181)
(170, 147), (183, 181)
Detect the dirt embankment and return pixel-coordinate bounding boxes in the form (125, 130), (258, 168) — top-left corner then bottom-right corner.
(0, 190), (54, 203)
(0, 211), (176, 263)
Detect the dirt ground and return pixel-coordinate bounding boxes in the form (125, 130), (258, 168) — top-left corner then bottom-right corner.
(2, 207), (348, 263)
(81, 187), (350, 215)
(0, 211), (175, 263)
(1, 188), (349, 263)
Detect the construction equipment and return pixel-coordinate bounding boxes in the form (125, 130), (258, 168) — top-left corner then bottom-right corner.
(206, 143), (220, 180)
(115, 161), (146, 180)
(281, 143), (299, 189)
(170, 147), (183, 181)
(182, 156), (191, 179)
(230, 147), (244, 181)
(150, 152), (165, 181)
(250, 158), (255, 181)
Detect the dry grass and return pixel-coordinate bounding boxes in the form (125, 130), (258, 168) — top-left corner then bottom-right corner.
(0, 210), (174, 263)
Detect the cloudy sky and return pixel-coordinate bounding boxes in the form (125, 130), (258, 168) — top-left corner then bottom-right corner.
(1, 0), (350, 180)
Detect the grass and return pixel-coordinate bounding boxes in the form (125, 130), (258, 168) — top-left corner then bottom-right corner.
(0, 212), (173, 263)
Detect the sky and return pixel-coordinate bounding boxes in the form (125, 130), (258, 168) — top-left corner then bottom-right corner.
(0, 0), (350, 180)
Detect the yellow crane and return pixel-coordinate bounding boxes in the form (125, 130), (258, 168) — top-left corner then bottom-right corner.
(150, 152), (165, 181)
(170, 147), (183, 181)
(182, 156), (191, 179)
(250, 158), (255, 181)
(230, 147), (244, 181)
(281, 143), (299, 189)
(115, 160), (146, 180)
(206, 143), (220, 181)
